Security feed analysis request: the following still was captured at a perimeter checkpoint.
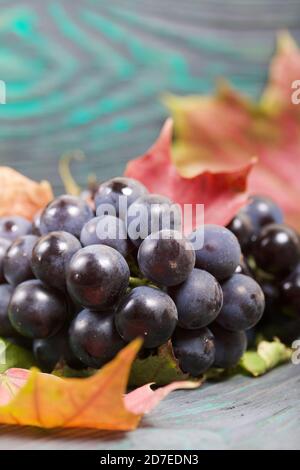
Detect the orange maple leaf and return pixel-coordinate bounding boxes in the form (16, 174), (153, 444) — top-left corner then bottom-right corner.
(0, 340), (198, 430)
(0, 167), (53, 220)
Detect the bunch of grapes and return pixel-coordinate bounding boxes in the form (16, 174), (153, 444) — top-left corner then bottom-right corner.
(0, 177), (274, 378)
(228, 196), (300, 344)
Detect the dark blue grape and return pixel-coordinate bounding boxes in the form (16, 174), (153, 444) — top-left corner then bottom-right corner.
(8, 280), (68, 338)
(280, 268), (300, 316)
(33, 328), (83, 372)
(227, 212), (254, 249)
(115, 286), (178, 348)
(172, 327), (215, 376)
(40, 195), (94, 238)
(80, 215), (130, 258)
(0, 216), (31, 241)
(0, 284), (16, 337)
(31, 209), (42, 236)
(66, 245), (130, 310)
(138, 230), (195, 286)
(191, 225), (241, 281)
(31, 231), (81, 291)
(95, 177), (148, 219)
(169, 268), (223, 329)
(241, 195), (283, 234)
(217, 274), (265, 331)
(253, 224), (300, 277)
(0, 238), (10, 284)
(3, 235), (38, 285)
(127, 194), (181, 247)
(210, 323), (247, 368)
(70, 309), (126, 368)
(261, 281), (281, 320)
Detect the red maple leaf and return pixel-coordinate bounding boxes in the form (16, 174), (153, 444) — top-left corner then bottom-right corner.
(164, 32), (300, 231)
(125, 119), (254, 234)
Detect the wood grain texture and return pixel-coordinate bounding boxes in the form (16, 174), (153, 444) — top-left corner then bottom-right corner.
(0, 364), (299, 450)
(0, 0), (300, 192)
(0, 0), (299, 450)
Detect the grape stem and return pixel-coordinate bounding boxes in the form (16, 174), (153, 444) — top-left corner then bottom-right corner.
(129, 276), (159, 289)
(129, 276), (150, 287)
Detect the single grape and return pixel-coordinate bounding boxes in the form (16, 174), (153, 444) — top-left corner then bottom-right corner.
(261, 281), (281, 320)
(3, 235), (38, 285)
(95, 177), (148, 219)
(8, 280), (68, 338)
(137, 230), (195, 286)
(190, 225), (241, 281)
(31, 231), (81, 291)
(115, 286), (178, 348)
(210, 323), (247, 368)
(127, 194), (181, 247)
(0, 284), (16, 337)
(40, 195), (94, 238)
(227, 212), (254, 249)
(0, 238), (10, 283)
(241, 195), (284, 233)
(33, 328), (83, 372)
(168, 268), (223, 329)
(66, 245), (129, 310)
(0, 216), (31, 241)
(216, 274), (265, 331)
(172, 327), (215, 376)
(280, 269), (300, 316)
(70, 309), (126, 368)
(80, 215), (130, 258)
(253, 224), (300, 277)
(31, 209), (42, 236)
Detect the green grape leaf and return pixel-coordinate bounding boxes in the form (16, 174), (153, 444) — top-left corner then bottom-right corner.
(0, 338), (36, 373)
(239, 339), (292, 377)
(129, 341), (190, 387)
(239, 351), (268, 377)
(257, 339), (292, 369)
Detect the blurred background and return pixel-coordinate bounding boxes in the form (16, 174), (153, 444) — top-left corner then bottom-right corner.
(0, 0), (300, 193)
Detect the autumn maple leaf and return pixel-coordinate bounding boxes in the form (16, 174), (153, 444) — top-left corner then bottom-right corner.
(0, 167), (53, 220)
(125, 119), (254, 234)
(164, 32), (300, 231)
(0, 340), (198, 431)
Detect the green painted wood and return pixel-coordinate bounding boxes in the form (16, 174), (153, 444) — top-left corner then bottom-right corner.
(0, 0), (300, 192)
(0, 364), (299, 450)
(0, 0), (299, 450)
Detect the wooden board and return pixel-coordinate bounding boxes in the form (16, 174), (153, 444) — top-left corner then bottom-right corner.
(0, 364), (299, 450)
(0, 0), (300, 193)
(0, 0), (299, 450)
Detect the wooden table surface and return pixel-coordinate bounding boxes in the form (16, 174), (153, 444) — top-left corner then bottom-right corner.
(0, 0), (299, 450)
(0, 364), (299, 450)
(1, 0), (300, 194)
